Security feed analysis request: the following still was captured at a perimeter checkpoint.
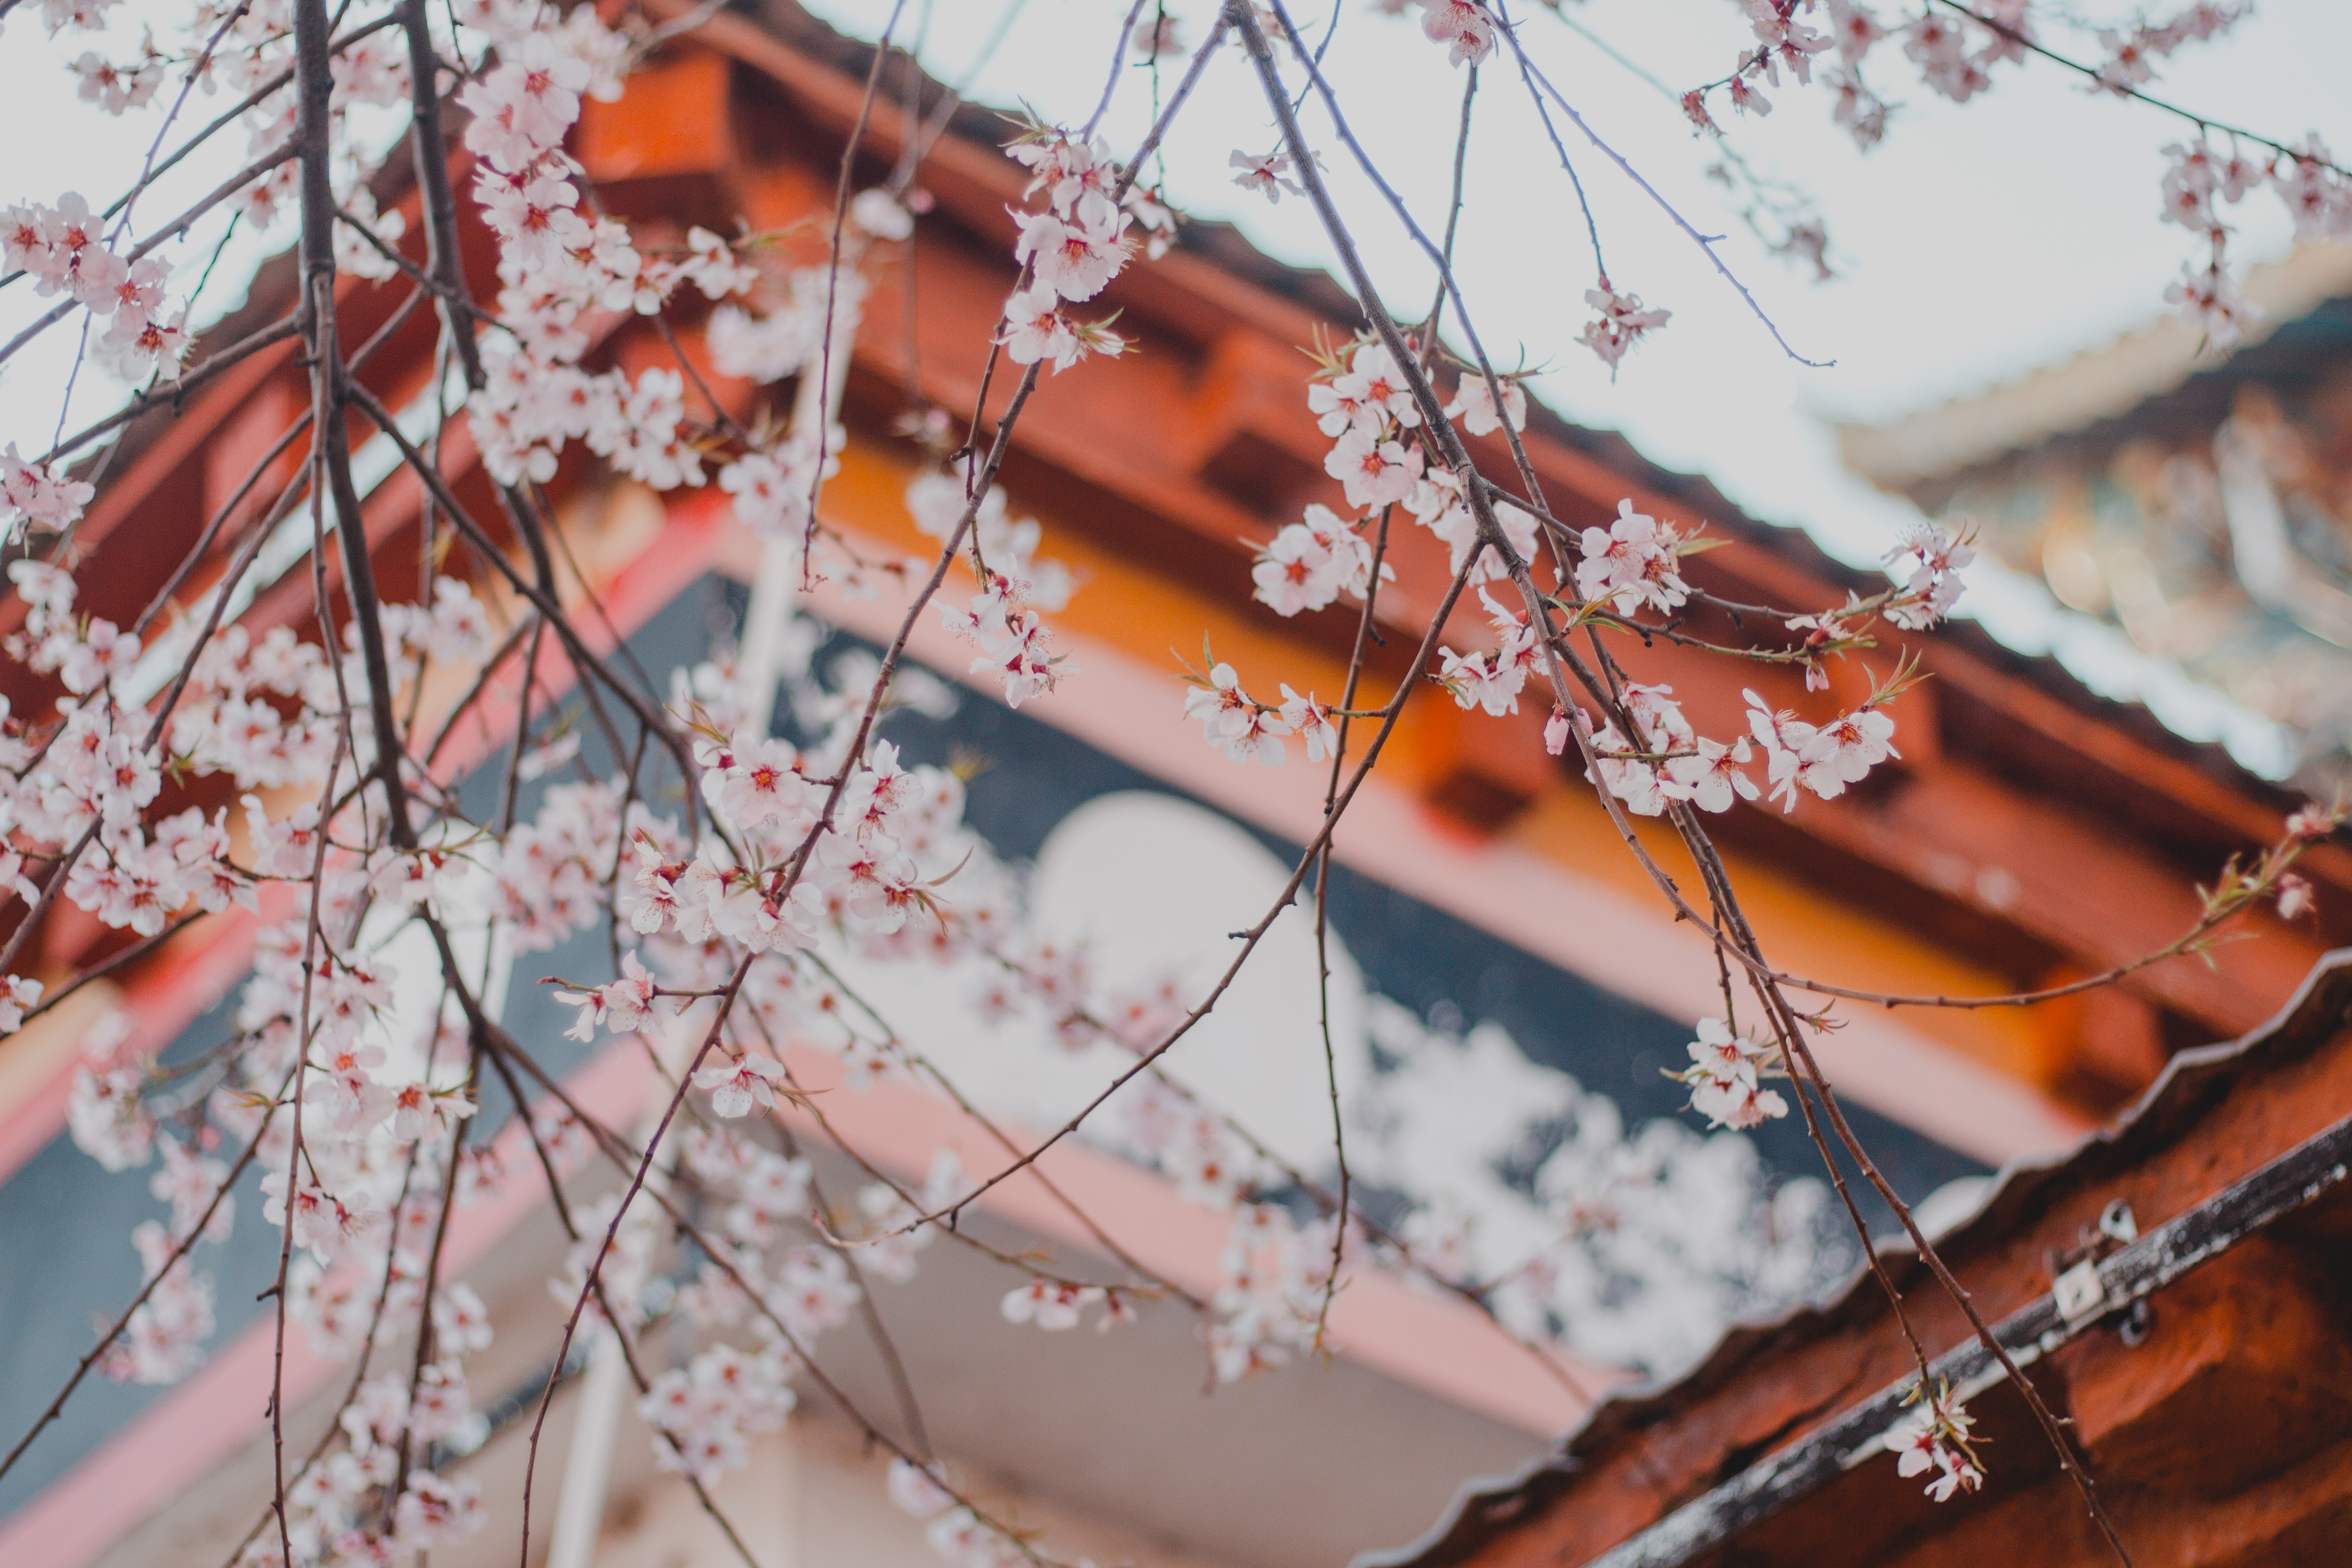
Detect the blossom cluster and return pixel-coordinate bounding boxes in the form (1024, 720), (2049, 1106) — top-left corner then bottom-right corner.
(1883, 1383), (1987, 1502)
(451, 20), (796, 500)
(886, 1453), (1100, 1568)
(1575, 500), (1690, 616)
(998, 125), (1163, 373)
(1671, 1017), (1790, 1132)
(1579, 283), (1672, 372)
(1436, 589), (1545, 719)
(916, 468), (1082, 708)
(0, 195), (188, 382)
(1208, 1200), (1348, 1381)
(1661, 0), (2333, 341)
(1250, 502), (1384, 616)
(1197, 331), (1931, 818)
(1181, 660), (1340, 767)
(64, 848), (498, 1564)
(638, 1342), (799, 1487)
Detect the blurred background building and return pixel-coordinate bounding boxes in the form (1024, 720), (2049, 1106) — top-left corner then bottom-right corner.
(1841, 245), (2352, 791)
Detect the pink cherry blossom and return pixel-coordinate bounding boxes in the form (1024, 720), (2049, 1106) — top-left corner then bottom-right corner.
(1674, 1017), (1789, 1130)
(692, 1052), (788, 1119)
(1884, 1387), (1985, 1502)
(1446, 373), (1527, 436)
(1001, 1278), (1104, 1330)
(1575, 500), (1689, 615)
(1010, 207), (1133, 303)
(1661, 735), (1760, 813)
(1580, 283), (1672, 371)
(1229, 150), (1302, 203)
(1279, 685), (1340, 761)
(1325, 425), (1423, 511)
(1416, 0), (1496, 66)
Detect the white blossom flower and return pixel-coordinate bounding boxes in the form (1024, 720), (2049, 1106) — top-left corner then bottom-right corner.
(693, 1053), (788, 1118)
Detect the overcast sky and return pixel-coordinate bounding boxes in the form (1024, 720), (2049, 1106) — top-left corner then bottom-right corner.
(6, 0), (2348, 773)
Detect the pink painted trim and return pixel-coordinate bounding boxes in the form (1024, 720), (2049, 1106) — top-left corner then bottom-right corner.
(773, 1044), (1612, 1437)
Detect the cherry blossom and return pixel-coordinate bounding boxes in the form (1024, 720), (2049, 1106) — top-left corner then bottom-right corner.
(1883, 521), (1975, 630)
(262, 1168), (383, 1268)
(693, 1052), (789, 1118)
(1001, 1279), (1105, 1330)
(1580, 283), (1672, 371)
(1325, 426), (1424, 511)
(1825, 0), (1884, 63)
(1223, 701), (1292, 768)
(708, 738), (813, 830)
(72, 45), (163, 113)
(1680, 88), (1724, 136)
(1, 443), (96, 534)
(1575, 500), (1690, 616)
(1229, 150), (1303, 203)
(1423, 490), (1538, 586)
(1883, 1385), (1986, 1502)
(69, 1059), (152, 1172)
(948, 588), (1073, 709)
(1185, 661), (1257, 745)
(1744, 687), (1902, 811)
(1279, 686), (1341, 762)
(1812, 705), (1900, 784)
(105, 1220), (216, 1384)
(475, 170), (593, 268)
(889, 1457), (957, 1521)
(396, 1468), (488, 1548)
(1010, 207), (1134, 303)
(850, 186), (915, 240)
(640, 1342), (797, 1486)
(998, 285), (1124, 372)
(1828, 72), (1892, 150)
(555, 953), (664, 1042)
(1251, 505), (1378, 615)
(2165, 258), (2259, 349)
(1673, 1017), (1789, 1131)
(2272, 140), (2352, 242)
(388, 1079), (478, 1145)
(1323, 342), (1422, 436)
(1446, 373), (1527, 437)
(0, 3), (2316, 1546)
(1661, 735), (1761, 813)
(1416, 0), (1496, 66)
(681, 226), (759, 300)
(0, 973), (43, 1034)
(457, 30), (592, 173)
(1009, 127), (1122, 230)
(1437, 598), (1541, 719)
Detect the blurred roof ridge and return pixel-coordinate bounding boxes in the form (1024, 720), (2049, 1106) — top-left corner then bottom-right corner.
(1837, 242), (2352, 493)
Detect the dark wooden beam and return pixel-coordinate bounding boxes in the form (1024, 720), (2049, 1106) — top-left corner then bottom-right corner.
(1578, 1107), (2352, 1568)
